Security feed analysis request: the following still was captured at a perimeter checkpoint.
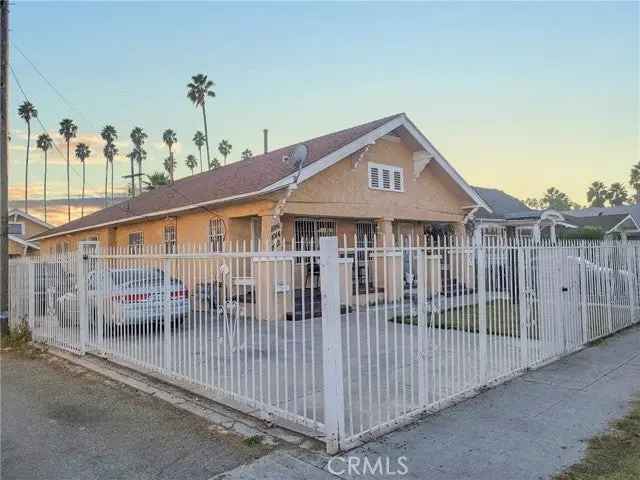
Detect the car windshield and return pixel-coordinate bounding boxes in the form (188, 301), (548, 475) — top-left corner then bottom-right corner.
(111, 269), (165, 287)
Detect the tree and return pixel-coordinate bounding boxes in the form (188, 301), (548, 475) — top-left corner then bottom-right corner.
(100, 125), (118, 207)
(607, 182), (629, 207)
(523, 198), (543, 210)
(241, 149), (253, 161)
(143, 171), (170, 191)
(193, 130), (206, 173)
(58, 118), (78, 222)
(586, 181), (608, 208)
(218, 139), (232, 166)
(163, 156), (177, 182)
(630, 162), (640, 203)
(185, 154), (198, 175)
(36, 134), (53, 223)
(130, 127), (148, 194)
(74, 143), (91, 217)
(17, 101), (38, 213)
(541, 187), (577, 211)
(209, 157), (220, 170)
(162, 129), (178, 182)
(187, 74), (215, 168)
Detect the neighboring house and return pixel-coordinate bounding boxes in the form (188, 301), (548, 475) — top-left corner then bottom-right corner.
(472, 187), (574, 242)
(8, 209), (52, 257)
(563, 205), (640, 240)
(31, 113), (490, 255)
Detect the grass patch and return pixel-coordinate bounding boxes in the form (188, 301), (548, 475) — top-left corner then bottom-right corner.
(242, 435), (263, 447)
(555, 396), (640, 480)
(389, 300), (527, 338)
(1, 320), (32, 349)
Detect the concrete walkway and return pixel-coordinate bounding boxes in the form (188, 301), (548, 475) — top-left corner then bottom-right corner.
(216, 325), (640, 480)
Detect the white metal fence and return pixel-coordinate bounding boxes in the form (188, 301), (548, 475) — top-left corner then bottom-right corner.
(8, 237), (639, 452)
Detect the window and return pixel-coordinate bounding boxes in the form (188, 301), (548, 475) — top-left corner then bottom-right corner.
(294, 218), (336, 261)
(128, 232), (144, 254)
(208, 218), (225, 252)
(356, 222), (376, 248)
(8, 223), (23, 235)
(164, 224), (177, 254)
(368, 163), (403, 192)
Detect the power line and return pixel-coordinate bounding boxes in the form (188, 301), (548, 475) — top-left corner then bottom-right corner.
(12, 42), (95, 130)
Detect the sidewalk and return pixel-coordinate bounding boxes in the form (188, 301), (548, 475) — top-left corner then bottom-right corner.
(217, 325), (640, 480)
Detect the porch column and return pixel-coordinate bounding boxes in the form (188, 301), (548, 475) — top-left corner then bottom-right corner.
(549, 222), (557, 243)
(375, 218), (394, 246)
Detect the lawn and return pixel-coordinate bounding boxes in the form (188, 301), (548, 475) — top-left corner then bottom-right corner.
(389, 299), (526, 338)
(555, 395), (640, 480)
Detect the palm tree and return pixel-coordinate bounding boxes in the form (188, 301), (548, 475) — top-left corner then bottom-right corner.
(144, 172), (170, 191)
(100, 125), (118, 207)
(586, 181), (608, 207)
(129, 127), (148, 195)
(58, 118), (78, 222)
(630, 162), (640, 203)
(74, 143), (91, 217)
(185, 154), (198, 175)
(36, 134), (53, 223)
(103, 143), (118, 205)
(17, 101), (38, 213)
(209, 157), (220, 170)
(163, 156), (177, 183)
(241, 149), (253, 161)
(607, 182), (630, 207)
(218, 139), (232, 165)
(193, 131), (205, 173)
(186, 74), (215, 167)
(162, 129), (177, 182)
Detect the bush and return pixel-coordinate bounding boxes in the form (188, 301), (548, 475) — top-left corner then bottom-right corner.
(1, 320), (32, 349)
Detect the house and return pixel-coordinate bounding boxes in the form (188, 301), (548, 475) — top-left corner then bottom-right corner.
(31, 113), (491, 255)
(563, 205), (640, 240)
(8, 209), (51, 257)
(471, 187), (574, 242)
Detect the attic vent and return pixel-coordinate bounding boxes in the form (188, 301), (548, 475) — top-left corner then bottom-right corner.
(368, 162), (404, 192)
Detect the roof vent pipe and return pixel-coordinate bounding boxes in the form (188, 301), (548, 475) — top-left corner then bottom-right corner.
(263, 129), (268, 154)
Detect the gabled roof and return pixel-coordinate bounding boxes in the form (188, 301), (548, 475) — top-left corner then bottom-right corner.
(8, 234), (40, 250)
(473, 186), (533, 220)
(32, 113), (489, 241)
(562, 204), (640, 233)
(9, 209), (53, 229)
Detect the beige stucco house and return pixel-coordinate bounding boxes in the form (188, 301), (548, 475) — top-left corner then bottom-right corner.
(8, 209), (51, 257)
(31, 113), (490, 256)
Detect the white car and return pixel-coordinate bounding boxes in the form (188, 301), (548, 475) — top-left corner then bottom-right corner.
(56, 268), (190, 327)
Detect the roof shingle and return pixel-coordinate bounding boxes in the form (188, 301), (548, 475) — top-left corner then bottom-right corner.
(35, 114), (403, 240)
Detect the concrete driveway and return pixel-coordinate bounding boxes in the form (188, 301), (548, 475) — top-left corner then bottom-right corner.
(1, 350), (270, 480)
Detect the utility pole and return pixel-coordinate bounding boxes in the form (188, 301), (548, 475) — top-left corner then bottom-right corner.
(0, 0), (10, 336)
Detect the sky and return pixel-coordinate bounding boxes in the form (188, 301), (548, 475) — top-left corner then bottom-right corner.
(7, 1), (639, 226)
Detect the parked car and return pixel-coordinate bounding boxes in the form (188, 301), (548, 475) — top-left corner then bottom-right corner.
(55, 268), (189, 327)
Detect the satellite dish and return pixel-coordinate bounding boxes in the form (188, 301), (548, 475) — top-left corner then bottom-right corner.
(283, 143), (308, 170)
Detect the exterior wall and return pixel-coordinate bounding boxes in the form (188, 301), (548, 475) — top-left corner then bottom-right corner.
(8, 239), (25, 257)
(283, 138), (470, 223)
(38, 200), (276, 254)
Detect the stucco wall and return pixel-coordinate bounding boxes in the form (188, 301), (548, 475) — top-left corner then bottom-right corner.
(283, 138), (470, 223)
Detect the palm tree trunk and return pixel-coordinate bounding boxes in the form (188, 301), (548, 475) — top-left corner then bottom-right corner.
(138, 161), (142, 194)
(111, 160), (114, 203)
(199, 147), (203, 173)
(24, 122), (30, 213)
(202, 104), (211, 167)
(81, 162), (85, 217)
(43, 151), (48, 224)
(104, 158), (109, 208)
(130, 156), (135, 197)
(66, 141), (71, 222)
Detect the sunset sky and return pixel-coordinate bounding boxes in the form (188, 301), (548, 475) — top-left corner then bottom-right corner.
(7, 1), (639, 226)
